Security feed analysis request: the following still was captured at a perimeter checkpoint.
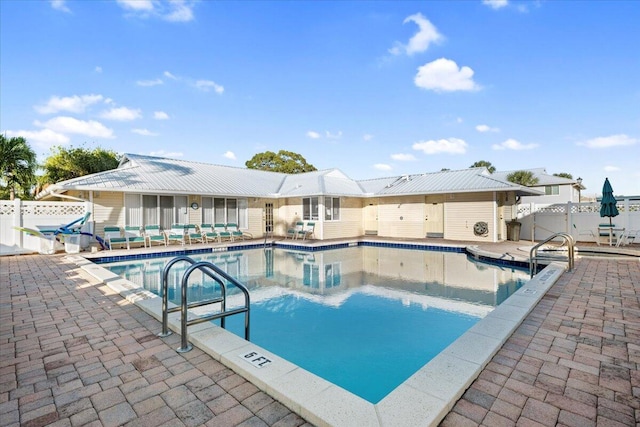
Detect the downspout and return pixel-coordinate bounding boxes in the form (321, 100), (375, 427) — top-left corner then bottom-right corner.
(493, 191), (498, 242)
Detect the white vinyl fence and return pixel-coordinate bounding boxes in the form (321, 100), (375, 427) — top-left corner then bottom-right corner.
(517, 198), (640, 243)
(0, 199), (92, 255)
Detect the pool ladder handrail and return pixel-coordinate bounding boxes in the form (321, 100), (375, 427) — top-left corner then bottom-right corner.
(529, 232), (575, 277)
(158, 256), (250, 352)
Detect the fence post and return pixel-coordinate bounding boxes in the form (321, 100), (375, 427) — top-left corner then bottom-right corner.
(566, 202), (573, 236)
(624, 197), (630, 229)
(13, 198), (22, 248)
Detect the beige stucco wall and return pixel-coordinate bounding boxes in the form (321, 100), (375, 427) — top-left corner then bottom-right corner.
(322, 197), (363, 240)
(376, 195), (425, 239)
(444, 192), (497, 242)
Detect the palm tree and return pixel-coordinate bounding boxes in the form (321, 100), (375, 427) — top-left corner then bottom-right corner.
(0, 135), (38, 200)
(506, 170), (539, 187)
(470, 160), (496, 173)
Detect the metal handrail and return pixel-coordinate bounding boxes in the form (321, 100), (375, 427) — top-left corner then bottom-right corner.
(529, 232), (575, 277)
(158, 256), (251, 352)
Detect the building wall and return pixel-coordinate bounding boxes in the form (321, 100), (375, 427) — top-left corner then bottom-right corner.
(323, 197), (363, 239)
(519, 183), (576, 206)
(89, 191), (125, 236)
(376, 195), (425, 239)
(444, 192), (496, 242)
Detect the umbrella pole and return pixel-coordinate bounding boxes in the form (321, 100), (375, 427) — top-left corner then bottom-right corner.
(609, 217), (613, 246)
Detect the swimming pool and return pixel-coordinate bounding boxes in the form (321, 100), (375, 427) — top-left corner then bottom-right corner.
(103, 245), (529, 403)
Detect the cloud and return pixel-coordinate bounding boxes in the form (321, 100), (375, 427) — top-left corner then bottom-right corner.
(132, 128), (158, 136)
(391, 153), (417, 161)
(492, 138), (539, 150)
(389, 13), (443, 56)
(35, 94), (104, 114)
(604, 165), (620, 172)
(34, 116), (114, 138)
(116, 0), (154, 11)
(412, 137), (468, 155)
(325, 131), (342, 139)
(415, 58), (481, 92)
(149, 150), (183, 158)
(476, 124), (500, 133)
(116, 0), (195, 22)
(374, 164), (393, 171)
(137, 78), (164, 87)
(223, 151), (236, 160)
(100, 106), (142, 121)
(194, 80), (224, 94)
(483, 0), (509, 9)
(363, 134), (374, 141)
(154, 111), (170, 120)
(307, 131), (321, 139)
(577, 134), (637, 149)
(95, 66), (102, 73)
(50, 0), (71, 12)
(5, 129), (69, 147)
(164, 71), (178, 80)
(164, 0), (194, 22)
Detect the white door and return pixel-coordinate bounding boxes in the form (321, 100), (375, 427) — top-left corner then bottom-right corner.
(364, 199), (378, 235)
(424, 195), (444, 238)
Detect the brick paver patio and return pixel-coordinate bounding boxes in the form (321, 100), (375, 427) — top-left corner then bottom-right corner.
(1, 253), (638, 426)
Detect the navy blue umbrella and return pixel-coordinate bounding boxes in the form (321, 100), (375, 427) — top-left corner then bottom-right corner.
(599, 177), (619, 228)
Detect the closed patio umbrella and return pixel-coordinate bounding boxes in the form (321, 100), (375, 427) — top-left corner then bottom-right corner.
(599, 177), (619, 245)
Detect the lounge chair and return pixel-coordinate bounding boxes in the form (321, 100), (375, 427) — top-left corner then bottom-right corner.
(299, 222), (315, 240)
(165, 224), (187, 245)
(186, 224), (205, 244)
(287, 221), (304, 239)
(104, 226), (128, 250)
(200, 224), (220, 243)
(226, 223), (251, 241)
(124, 226), (147, 248)
(144, 225), (167, 246)
(214, 223), (232, 241)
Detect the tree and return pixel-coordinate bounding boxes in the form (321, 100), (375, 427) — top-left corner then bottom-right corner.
(39, 145), (121, 188)
(506, 170), (539, 187)
(553, 172), (573, 179)
(470, 160), (496, 173)
(245, 150), (316, 173)
(0, 134), (38, 200)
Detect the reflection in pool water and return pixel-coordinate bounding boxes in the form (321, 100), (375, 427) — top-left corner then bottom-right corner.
(105, 246), (529, 403)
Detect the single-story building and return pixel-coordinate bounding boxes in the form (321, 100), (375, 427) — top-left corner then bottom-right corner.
(36, 154), (542, 242)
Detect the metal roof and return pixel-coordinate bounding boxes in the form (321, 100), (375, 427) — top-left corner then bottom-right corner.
(39, 154), (541, 199)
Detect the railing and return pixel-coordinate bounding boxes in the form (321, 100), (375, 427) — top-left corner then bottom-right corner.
(158, 256), (250, 352)
(529, 232), (575, 277)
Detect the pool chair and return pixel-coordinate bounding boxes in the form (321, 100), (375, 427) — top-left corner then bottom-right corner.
(165, 224), (187, 245)
(226, 223), (251, 241)
(186, 224), (205, 244)
(287, 221), (304, 239)
(104, 226), (128, 250)
(144, 225), (167, 247)
(200, 224), (220, 243)
(214, 223), (232, 242)
(124, 226), (147, 248)
(299, 222), (315, 240)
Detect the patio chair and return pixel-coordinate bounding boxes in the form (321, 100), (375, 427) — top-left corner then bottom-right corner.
(616, 229), (639, 247)
(226, 223), (252, 241)
(299, 222), (315, 240)
(144, 225), (167, 246)
(214, 223), (232, 241)
(287, 221), (304, 239)
(200, 224), (220, 243)
(186, 224), (205, 244)
(124, 226), (147, 248)
(165, 224), (187, 245)
(104, 226), (128, 250)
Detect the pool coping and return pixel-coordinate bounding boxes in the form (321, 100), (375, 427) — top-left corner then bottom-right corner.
(71, 243), (566, 427)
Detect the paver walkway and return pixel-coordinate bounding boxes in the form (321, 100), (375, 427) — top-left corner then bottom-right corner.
(0, 254), (311, 427)
(441, 258), (640, 426)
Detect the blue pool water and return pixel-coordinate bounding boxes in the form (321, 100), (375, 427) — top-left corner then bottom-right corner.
(104, 246), (528, 403)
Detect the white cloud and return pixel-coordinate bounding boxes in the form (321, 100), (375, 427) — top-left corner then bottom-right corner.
(5, 129), (69, 147)
(223, 151), (236, 160)
(483, 0), (509, 9)
(415, 58), (481, 92)
(149, 150), (183, 158)
(577, 134), (637, 149)
(35, 94), (104, 114)
(307, 131), (321, 139)
(476, 124), (500, 133)
(391, 153), (417, 161)
(412, 137), (468, 155)
(325, 131), (342, 139)
(50, 0), (71, 12)
(164, 0), (194, 22)
(164, 71), (178, 80)
(100, 107), (142, 121)
(95, 66), (103, 73)
(389, 13), (443, 56)
(492, 138), (539, 150)
(132, 128), (158, 136)
(604, 165), (621, 172)
(374, 164), (393, 171)
(363, 134), (374, 141)
(137, 78), (164, 87)
(116, 0), (154, 11)
(116, 0), (195, 22)
(194, 80), (224, 94)
(35, 116), (114, 139)
(154, 111), (170, 120)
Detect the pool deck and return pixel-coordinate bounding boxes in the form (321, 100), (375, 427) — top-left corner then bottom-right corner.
(1, 239), (638, 426)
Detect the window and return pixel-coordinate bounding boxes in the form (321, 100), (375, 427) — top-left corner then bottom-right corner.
(324, 197), (340, 221)
(203, 197), (248, 227)
(545, 185), (559, 195)
(303, 197), (319, 220)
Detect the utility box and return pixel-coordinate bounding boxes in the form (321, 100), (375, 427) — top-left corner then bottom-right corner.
(506, 221), (521, 242)
(64, 234), (81, 254)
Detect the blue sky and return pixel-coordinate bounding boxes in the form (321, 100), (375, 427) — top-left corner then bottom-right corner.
(1, 0), (639, 196)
